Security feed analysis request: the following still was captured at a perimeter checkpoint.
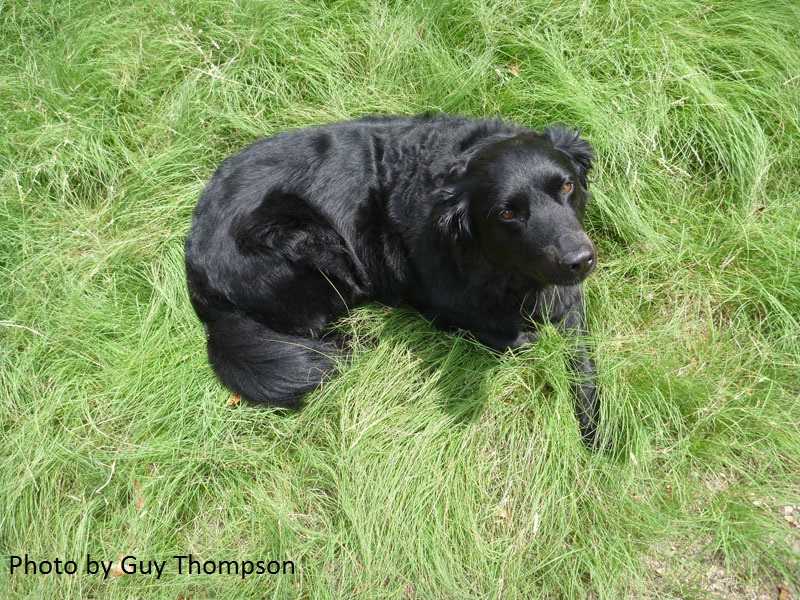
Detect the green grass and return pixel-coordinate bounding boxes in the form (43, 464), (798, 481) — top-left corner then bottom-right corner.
(1, 0), (799, 598)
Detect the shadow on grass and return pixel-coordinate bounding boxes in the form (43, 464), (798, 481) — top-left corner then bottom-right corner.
(324, 303), (496, 420)
(330, 303), (616, 446)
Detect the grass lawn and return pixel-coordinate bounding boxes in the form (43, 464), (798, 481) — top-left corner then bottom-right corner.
(1, 0), (798, 598)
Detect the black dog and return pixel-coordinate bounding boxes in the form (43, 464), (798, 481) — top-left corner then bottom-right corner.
(185, 114), (600, 445)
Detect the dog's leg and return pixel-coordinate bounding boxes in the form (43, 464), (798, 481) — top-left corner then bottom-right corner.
(423, 307), (535, 351)
(189, 189), (366, 408)
(569, 334), (599, 447)
(564, 302), (601, 449)
(535, 286), (601, 448)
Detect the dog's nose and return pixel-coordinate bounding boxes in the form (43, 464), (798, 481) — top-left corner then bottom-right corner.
(559, 245), (595, 277)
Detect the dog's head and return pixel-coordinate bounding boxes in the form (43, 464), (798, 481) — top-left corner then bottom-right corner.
(433, 127), (596, 286)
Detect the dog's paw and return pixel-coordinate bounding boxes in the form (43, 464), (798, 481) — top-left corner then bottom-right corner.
(579, 416), (614, 453)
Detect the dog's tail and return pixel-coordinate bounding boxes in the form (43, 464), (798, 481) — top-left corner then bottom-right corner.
(203, 314), (337, 408)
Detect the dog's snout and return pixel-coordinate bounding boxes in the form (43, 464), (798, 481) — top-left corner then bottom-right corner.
(557, 233), (596, 278)
(560, 246), (595, 276)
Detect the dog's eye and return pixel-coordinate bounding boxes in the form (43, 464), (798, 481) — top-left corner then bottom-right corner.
(562, 182), (574, 195)
(499, 209), (516, 221)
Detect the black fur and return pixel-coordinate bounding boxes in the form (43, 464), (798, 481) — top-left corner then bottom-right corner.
(185, 114), (601, 445)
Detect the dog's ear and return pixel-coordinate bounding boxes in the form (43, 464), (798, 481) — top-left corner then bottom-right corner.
(445, 131), (510, 180)
(447, 157), (471, 180)
(430, 186), (476, 261)
(543, 126), (594, 187)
